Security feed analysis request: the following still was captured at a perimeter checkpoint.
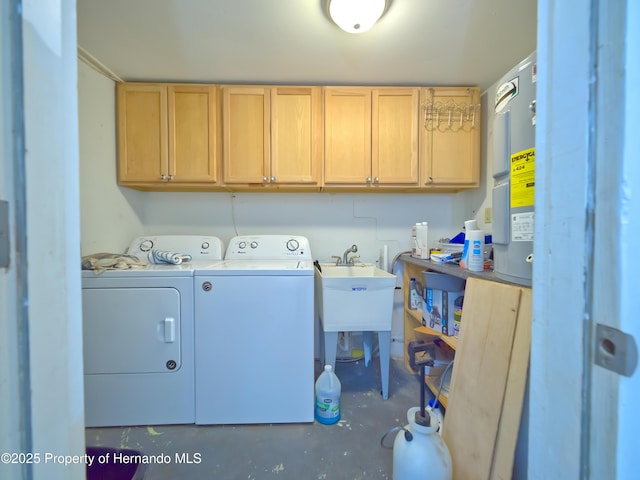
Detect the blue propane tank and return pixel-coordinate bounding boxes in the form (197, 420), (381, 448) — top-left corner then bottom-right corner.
(393, 407), (452, 480)
(315, 365), (341, 425)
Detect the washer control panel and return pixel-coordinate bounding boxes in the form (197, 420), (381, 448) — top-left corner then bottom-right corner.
(225, 235), (312, 260)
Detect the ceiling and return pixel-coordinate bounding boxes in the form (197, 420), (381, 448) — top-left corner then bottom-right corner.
(77, 0), (537, 91)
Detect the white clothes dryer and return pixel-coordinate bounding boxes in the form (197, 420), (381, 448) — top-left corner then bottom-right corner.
(82, 235), (224, 427)
(194, 235), (315, 425)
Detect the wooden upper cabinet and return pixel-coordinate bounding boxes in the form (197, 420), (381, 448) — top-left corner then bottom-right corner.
(116, 82), (479, 192)
(117, 83), (219, 187)
(270, 87), (322, 185)
(168, 85), (219, 183)
(222, 86), (322, 186)
(323, 87), (372, 184)
(324, 87), (419, 186)
(420, 87), (481, 187)
(372, 88), (419, 185)
(222, 86), (270, 184)
(117, 83), (168, 184)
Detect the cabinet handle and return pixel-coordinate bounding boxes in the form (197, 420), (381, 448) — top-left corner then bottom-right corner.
(263, 176), (269, 182)
(366, 177), (372, 183)
(271, 176), (276, 183)
(374, 177), (379, 183)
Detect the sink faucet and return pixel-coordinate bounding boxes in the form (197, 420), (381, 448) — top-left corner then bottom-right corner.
(342, 245), (358, 265)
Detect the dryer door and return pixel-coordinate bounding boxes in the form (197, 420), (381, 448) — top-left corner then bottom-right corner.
(83, 287), (182, 374)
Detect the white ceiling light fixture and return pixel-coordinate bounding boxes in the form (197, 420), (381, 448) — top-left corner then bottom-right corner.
(327, 0), (389, 34)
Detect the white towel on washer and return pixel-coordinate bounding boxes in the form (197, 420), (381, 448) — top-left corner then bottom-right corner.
(81, 253), (147, 273)
(147, 250), (192, 265)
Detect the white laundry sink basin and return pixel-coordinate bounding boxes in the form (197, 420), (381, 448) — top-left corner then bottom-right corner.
(315, 263), (396, 331)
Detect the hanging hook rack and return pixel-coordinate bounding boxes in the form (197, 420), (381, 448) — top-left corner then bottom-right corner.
(422, 88), (480, 132)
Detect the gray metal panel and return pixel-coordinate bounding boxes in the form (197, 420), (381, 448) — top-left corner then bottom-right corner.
(492, 183), (511, 245)
(493, 112), (511, 178)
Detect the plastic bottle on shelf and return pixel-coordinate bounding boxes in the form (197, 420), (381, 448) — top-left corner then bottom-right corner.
(409, 278), (420, 310)
(315, 365), (341, 425)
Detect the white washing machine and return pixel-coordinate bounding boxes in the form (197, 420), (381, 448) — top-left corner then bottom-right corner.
(194, 235), (315, 425)
(82, 235), (224, 427)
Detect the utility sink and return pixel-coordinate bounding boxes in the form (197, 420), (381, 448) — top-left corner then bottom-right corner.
(315, 263), (396, 332)
(315, 262), (397, 400)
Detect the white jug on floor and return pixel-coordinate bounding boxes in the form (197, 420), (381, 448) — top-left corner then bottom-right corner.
(393, 406), (452, 480)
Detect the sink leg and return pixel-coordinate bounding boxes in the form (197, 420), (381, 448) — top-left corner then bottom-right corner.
(378, 331), (391, 400)
(362, 331), (372, 367)
(323, 331), (339, 370)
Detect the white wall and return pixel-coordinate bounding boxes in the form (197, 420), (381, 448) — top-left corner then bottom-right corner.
(78, 61), (144, 254)
(467, 86), (497, 232)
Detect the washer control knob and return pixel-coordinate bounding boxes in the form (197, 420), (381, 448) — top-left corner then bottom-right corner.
(250, 241), (258, 249)
(286, 239), (299, 252)
(201, 241), (209, 250)
(238, 241), (247, 249)
(139, 239), (154, 252)
(201, 281), (212, 292)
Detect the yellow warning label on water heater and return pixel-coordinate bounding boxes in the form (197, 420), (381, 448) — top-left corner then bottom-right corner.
(510, 148), (535, 208)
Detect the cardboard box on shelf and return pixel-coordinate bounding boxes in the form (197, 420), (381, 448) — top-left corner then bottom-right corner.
(421, 271), (466, 337)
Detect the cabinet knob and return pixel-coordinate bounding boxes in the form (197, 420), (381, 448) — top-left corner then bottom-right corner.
(428, 177), (434, 183)
(168, 175), (174, 181)
(263, 176), (269, 182)
(271, 176), (276, 183)
(366, 177), (372, 183)
(374, 177), (379, 183)
(160, 174), (166, 181)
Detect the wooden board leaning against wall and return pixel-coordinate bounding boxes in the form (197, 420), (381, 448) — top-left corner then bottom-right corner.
(115, 82), (480, 192)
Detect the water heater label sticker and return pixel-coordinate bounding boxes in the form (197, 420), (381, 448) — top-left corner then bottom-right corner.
(512, 212), (535, 242)
(510, 147), (535, 208)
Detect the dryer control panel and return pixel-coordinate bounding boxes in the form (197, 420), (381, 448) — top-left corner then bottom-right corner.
(127, 235), (224, 261)
(225, 235), (312, 260)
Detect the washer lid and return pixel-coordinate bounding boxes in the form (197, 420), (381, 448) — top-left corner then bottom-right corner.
(195, 259), (314, 276)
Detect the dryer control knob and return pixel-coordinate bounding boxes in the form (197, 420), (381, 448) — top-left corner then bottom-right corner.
(250, 241), (258, 249)
(201, 241), (210, 250)
(238, 241), (247, 249)
(201, 281), (213, 292)
(286, 239), (299, 252)
(139, 239), (154, 252)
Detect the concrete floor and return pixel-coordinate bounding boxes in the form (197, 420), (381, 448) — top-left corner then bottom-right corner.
(85, 357), (426, 480)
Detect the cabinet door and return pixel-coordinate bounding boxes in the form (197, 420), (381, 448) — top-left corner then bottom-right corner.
(117, 83), (168, 183)
(222, 86), (270, 184)
(420, 87), (480, 187)
(323, 87), (372, 184)
(372, 88), (419, 185)
(271, 87), (322, 185)
(168, 85), (219, 183)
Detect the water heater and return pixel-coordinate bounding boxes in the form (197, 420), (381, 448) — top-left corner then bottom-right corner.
(492, 52), (536, 286)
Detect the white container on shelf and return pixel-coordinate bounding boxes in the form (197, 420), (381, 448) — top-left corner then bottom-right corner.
(466, 229), (485, 272)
